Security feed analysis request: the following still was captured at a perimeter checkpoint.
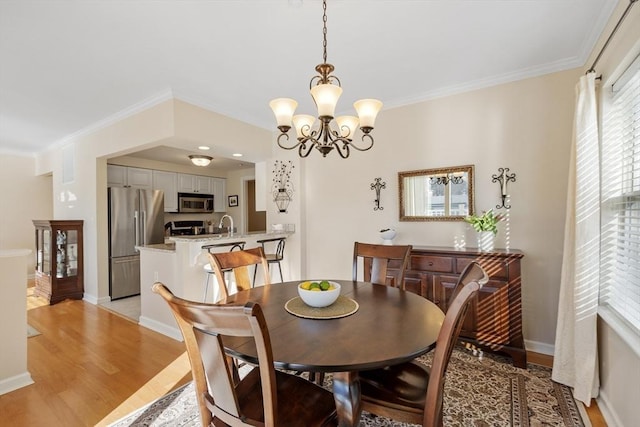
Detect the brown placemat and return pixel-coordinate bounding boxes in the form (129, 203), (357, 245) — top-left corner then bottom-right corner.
(284, 295), (359, 319)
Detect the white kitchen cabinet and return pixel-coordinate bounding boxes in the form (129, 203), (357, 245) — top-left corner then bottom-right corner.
(126, 167), (153, 189)
(194, 175), (212, 194)
(107, 165), (152, 189)
(107, 165), (127, 187)
(153, 171), (178, 212)
(177, 174), (193, 192)
(178, 173), (212, 194)
(212, 178), (227, 212)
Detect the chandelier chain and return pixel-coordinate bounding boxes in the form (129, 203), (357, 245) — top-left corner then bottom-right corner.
(322, 0), (328, 64)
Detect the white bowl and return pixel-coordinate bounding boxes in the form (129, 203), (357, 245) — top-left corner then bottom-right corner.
(298, 281), (341, 308)
(380, 229), (396, 243)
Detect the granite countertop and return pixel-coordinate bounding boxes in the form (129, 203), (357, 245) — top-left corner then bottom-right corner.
(136, 242), (176, 252)
(168, 231), (291, 243)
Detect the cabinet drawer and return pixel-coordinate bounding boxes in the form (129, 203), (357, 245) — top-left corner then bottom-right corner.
(411, 255), (453, 273)
(456, 257), (508, 280)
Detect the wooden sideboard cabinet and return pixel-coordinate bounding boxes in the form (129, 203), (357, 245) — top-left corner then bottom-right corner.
(33, 220), (84, 305)
(388, 246), (526, 368)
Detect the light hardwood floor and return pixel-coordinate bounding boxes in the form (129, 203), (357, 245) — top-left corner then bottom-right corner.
(2, 290), (192, 426)
(2, 289), (607, 426)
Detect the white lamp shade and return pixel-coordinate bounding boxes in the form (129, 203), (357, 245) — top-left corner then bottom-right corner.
(335, 115), (359, 138)
(354, 99), (383, 128)
(310, 84), (342, 118)
(292, 114), (316, 139)
(269, 98), (298, 127)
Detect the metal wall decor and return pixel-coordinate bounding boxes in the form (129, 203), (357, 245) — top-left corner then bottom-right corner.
(492, 167), (516, 209)
(371, 178), (386, 211)
(272, 160), (294, 213)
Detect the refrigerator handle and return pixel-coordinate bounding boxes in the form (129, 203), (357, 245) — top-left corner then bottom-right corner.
(142, 210), (147, 245)
(134, 210), (140, 247)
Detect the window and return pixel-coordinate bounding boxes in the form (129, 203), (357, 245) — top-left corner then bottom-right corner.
(600, 54), (640, 335)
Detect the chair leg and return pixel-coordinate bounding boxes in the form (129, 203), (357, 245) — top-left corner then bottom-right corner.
(203, 272), (211, 302)
(253, 264), (257, 287)
(313, 372), (325, 385)
(276, 261), (283, 283)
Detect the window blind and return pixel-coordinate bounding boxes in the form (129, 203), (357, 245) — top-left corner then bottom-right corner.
(600, 54), (640, 334)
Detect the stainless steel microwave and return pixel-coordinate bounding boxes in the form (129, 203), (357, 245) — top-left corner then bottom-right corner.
(178, 193), (214, 213)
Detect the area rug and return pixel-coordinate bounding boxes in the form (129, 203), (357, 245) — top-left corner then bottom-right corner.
(27, 324), (41, 337)
(109, 349), (587, 427)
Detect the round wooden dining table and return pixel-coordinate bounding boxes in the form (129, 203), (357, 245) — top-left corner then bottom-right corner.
(221, 280), (445, 427)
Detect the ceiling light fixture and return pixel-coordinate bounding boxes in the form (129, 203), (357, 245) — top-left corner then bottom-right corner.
(189, 155), (213, 167)
(269, 0), (382, 158)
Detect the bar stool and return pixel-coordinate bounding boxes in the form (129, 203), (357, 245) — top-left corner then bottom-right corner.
(202, 241), (246, 302)
(253, 237), (286, 285)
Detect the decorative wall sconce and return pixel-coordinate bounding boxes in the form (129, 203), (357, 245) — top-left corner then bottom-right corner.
(492, 167), (516, 209)
(272, 160), (294, 213)
(370, 177), (386, 211)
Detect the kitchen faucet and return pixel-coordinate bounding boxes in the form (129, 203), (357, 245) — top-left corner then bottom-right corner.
(219, 214), (234, 237)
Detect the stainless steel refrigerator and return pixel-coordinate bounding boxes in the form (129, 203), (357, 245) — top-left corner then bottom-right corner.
(108, 187), (165, 299)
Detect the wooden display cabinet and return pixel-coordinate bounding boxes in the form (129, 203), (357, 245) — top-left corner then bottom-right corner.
(388, 246), (526, 368)
(33, 220), (84, 305)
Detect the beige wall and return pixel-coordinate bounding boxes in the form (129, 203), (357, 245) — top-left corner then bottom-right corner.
(0, 154), (52, 275)
(299, 67), (579, 354)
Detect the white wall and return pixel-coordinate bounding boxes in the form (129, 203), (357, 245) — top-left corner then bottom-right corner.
(0, 154), (52, 276)
(300, 68), (579, 353)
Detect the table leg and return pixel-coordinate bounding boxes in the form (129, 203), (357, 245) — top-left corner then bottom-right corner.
(332, 371), (361, 427)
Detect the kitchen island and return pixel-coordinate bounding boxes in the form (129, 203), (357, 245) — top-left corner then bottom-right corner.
(137, 231), (292, 340)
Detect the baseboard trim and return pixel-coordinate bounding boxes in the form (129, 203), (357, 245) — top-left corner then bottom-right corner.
(524, 339), (554, 355)
(83, 294), (111, 305)
(597, 389), (622, 427)
(0, 372), (34, 396)
(139, 316), (183, 342)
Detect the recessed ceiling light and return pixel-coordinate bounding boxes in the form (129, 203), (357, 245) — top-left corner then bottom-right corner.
(198, 146), (210, 151)
(232, 153), (243, 157)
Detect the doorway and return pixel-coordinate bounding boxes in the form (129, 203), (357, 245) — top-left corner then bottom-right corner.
(246, 179), (266, 233)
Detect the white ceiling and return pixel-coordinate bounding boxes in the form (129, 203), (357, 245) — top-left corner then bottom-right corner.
(0, 0), (619, 164)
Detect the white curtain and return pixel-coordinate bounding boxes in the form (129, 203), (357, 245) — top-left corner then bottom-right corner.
(552, 72), (600, 405)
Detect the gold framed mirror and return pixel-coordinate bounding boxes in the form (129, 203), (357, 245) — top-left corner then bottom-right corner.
(399, 165), (474, 221)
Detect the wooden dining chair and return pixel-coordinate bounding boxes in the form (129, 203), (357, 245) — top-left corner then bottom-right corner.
(208, 246), (271, 302)
(447, 261), (488, 310)
(201, 240), (246, 302)
(358, 278), (485, 427)
(153, 283), (338, 427)
(353, 242), (412, 287)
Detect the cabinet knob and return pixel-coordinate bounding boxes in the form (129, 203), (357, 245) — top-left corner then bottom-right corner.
(428, 261), (433, 266)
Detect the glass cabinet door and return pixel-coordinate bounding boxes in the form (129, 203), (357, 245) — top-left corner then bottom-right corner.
(36, 228), (51, 275)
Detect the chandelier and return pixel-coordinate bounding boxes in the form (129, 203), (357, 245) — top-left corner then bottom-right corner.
(269, 0), (382, 158)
